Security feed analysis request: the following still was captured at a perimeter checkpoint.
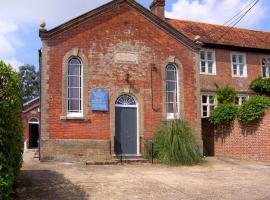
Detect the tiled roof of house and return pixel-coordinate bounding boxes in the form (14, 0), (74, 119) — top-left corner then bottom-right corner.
(167, 18), (270, 50)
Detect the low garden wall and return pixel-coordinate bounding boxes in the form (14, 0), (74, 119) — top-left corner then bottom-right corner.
(202, 109), (270, 160)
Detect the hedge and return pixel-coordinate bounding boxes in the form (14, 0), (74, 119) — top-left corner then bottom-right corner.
(0, 61), (23, 199)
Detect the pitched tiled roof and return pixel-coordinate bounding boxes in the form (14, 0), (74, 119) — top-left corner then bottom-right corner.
(167, 18), (270, 50)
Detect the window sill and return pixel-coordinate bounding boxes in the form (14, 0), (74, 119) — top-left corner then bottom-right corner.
(232, 75), (248, 78)
(60, 115), (89, 122)
(200, 73), (216, 76)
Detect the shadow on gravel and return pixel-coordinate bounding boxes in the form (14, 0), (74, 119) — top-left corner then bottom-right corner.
(14, 170), (89, 200)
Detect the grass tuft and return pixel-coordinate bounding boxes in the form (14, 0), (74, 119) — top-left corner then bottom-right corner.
(153, 120), (203, 166)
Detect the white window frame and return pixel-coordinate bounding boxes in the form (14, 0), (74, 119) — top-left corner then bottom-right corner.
(200, 49), (216, 75)
(67, 57), (83, 118)
(165, 64), (180, 120)
(231, 52), (247, 77)
(201, 94), (217, 118)
(262, 57), (270, 78)
(235, 94), (249, 106)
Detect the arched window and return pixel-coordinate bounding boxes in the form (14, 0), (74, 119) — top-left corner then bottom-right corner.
(28, 118), (39, 124)
(166, 64), (179, 119)
(67, 58), (83, 116)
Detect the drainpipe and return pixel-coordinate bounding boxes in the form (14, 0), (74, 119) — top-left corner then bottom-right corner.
(38, 48), (42, 161)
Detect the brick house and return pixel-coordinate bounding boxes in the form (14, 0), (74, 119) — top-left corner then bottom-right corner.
(39, 0), (270, 162)
(22, 97), (40, 152)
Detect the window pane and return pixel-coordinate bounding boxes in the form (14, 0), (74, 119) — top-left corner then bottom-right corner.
(167, 103), (174, 113)
(207, 52), (213, 60)
(68, 65), (80, 76)
(239, 64), (244, 76)
(201, 61), (206, 72)
(68, 99), (80, 112)
(167, 92), (175, 103)
(208, 62), (213, 74)
(166, 65), (176, 71)
(238, 55), (243, 63)
(203, 106), (208, 117)
(166, 70), (176, 81)
(200, 51), (205, 60)
(202, 95), (207, 104)
(262, 58), (266, 66)
(167, 81), (176, 92)
(232, 55), (237, 63)
(242, 97), (247, 103)
(233, 64), (238, 75)
(69, 58), (81, 65)
(68, 76), (80, 87)
(262, 66), (267, 77)
(68, 88), (80, 99)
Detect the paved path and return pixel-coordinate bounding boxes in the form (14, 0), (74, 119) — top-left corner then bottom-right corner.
(15, 150), (270, 200)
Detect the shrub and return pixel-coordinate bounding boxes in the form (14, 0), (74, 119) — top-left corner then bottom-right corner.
(215, 84), (237, 104)
(209, 103), (239, 125)
(153, 120), (203, 165)
(250, 77), (270, 96)
(0, 61), (23, 199)
(238, 95), (270, 124)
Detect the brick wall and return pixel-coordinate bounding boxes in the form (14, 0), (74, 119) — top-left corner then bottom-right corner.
(40, 2), (202, 161)
(200, 49), (263, 93)
(202, 109), (270, 160)
(22, 100), (40, 142)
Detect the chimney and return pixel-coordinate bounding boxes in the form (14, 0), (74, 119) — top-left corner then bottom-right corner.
(150, 0), (165, 19)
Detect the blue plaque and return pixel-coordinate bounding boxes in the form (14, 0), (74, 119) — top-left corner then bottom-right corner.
(91, 88), (109, 111)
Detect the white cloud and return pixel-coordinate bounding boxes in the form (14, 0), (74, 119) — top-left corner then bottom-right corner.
(0, 21), (18, 56)
(6, 58), (23, 71)
(0, 0), (111, 69)
(0, 21), (24, 69)
(166, 0), (267, 29)
(0, 0), (110, 28)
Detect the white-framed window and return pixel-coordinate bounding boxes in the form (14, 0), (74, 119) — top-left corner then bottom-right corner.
(166, 64), (179, 119)
(235, 94), (249, 106)
(67, 57), (83, 117)
(201, 94), (216, 118)
(200, 50), (216, 75)
(231, 53), (247, 77)
(262, 57), (270, 78)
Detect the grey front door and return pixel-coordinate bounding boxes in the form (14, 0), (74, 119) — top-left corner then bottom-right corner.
(115, 95), (138, 155)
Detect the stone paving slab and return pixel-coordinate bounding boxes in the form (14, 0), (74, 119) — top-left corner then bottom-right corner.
(15, 151), (270, 200)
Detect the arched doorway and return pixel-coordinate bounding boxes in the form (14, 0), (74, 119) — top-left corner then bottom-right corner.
(115, 94), (138, 155)
(28, 118), (39, 148)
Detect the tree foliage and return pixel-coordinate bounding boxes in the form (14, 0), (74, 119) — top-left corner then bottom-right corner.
(0, 61), (23, 199)
(215, 84), (237, 104)
(250, 77), (270, 96)
(238, 95), (270, 124)
(209, 84), (238, 125)
(18, 64), (39, 103)
(153, 120), (202, 165)
(209, 103), (239, 125)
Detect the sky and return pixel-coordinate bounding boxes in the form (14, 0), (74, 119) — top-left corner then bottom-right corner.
(0, 0), (269, 70)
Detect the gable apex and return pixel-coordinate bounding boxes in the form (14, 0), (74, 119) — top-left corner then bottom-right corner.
(39, 0), (200, 51)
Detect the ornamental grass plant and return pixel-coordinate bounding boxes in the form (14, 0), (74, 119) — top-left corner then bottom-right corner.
(153, 120), (203, 166)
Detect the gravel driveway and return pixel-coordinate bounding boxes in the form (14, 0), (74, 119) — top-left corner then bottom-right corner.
(15, 150), (270, 200)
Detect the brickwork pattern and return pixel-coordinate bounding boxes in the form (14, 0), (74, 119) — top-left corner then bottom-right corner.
(40, 2), (202, 161)
(203, 110), (270, 160)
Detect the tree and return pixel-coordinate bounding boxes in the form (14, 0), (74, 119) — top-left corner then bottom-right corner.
(0, 61), (23, 199)
(18, 64), (40, 103)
